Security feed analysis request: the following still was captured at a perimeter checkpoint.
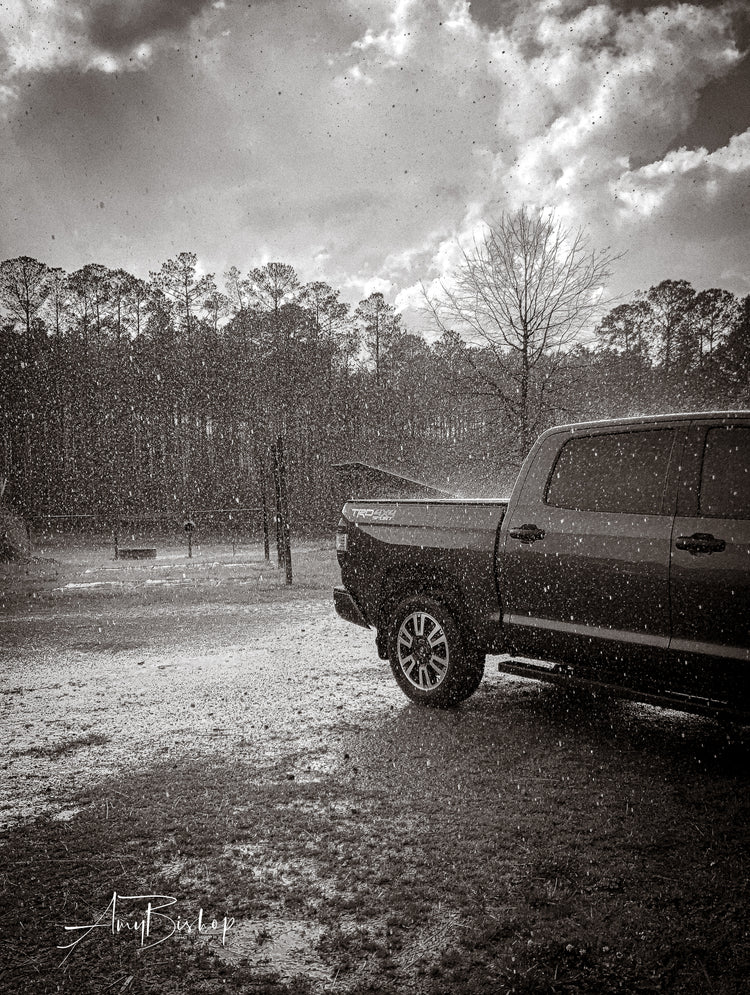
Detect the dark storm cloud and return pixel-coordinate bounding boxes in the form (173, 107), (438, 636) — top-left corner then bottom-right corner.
(1, 0), (748, 302)
(469, 0), (735, 32)
(6, 53), (242, 190)
(468, 0), (523, 32)
(676, 51), (750, 152)
(86, 0), (215, 53)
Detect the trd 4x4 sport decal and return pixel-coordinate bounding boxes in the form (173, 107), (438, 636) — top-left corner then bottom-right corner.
(349, 507), (397, 522)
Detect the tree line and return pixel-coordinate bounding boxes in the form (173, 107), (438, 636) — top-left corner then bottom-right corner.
(1, 216), (748, 533)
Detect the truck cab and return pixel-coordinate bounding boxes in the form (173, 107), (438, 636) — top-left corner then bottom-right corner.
(500, 412), (750, 704)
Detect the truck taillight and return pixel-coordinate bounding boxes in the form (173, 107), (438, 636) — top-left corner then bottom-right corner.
(335, 531), (348, 553)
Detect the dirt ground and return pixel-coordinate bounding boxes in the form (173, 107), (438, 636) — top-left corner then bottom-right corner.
(1, 541), (374, 828)
(1, 541), (749, 994)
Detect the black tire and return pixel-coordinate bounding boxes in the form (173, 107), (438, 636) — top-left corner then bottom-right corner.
(387, 594), (484, 707)
(455, 652), (486, 702)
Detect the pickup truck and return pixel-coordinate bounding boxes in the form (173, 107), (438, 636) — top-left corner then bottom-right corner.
(334, 411), (750, 721)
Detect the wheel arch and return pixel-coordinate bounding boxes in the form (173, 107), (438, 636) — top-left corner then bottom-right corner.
(375, 565), (477, 651)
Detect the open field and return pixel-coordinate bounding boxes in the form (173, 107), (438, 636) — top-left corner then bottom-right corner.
(1, 541), (749, 994)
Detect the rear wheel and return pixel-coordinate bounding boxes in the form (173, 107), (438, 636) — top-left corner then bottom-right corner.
(388, 595), (484, 707)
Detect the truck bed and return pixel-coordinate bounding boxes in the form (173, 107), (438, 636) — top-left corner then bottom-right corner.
(337, 497), (509, 650)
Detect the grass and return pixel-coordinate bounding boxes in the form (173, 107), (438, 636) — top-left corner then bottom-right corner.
(0, 538), (340, 611)
(1, 540), (749, 994)
(2, 701), (749, 994)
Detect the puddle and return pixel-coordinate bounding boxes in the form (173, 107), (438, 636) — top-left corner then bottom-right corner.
(287, 752), (334, 783)
(220, 849), (325, 887)
(214, 917), (330, 982)
(51, 806), (83, 822)
(53, 581), (124, 591)
(216, 846), (339, 906)
(157, 858), (207, 891)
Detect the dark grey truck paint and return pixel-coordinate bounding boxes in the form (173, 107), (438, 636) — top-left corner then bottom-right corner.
(335, 412), (750, 719)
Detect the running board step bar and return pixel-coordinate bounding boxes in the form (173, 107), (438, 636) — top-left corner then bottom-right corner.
(498, 658), (750, 723)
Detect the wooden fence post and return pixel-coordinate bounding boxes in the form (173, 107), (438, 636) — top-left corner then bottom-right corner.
(259, 449), (270, 562)
(276, 434), (293, 585)
(271, 443), (284, 569)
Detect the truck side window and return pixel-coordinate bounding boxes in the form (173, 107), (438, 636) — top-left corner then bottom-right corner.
(699, 426), (750, 520)
(545, 429), (674, 515)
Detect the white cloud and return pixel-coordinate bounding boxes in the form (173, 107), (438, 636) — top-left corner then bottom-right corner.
(0, 82), (16, 106)
(351, 0), (474, 63)
(344, 274), (394, 299)
(613, 130), (750, 241)
(0, 0), (747, 313)
(0, 0), (215, 76)
(502, 3), (740, 209)
(383, 0), (746, 318)
(615, 131), (750, 216)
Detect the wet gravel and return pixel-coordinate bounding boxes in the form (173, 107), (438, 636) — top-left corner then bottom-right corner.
(3, 584), (747, 832)
(3, 558), (749, 993)
(1, 595), (394, 827)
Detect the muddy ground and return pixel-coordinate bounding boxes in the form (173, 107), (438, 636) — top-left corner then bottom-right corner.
(1, 542), (749, 994)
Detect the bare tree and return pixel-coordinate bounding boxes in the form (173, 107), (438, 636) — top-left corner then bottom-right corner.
(424, 207), (617, 451)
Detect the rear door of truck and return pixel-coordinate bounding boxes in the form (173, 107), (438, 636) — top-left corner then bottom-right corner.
(669, 415), (750, 703)
(499, 422), (684, 686)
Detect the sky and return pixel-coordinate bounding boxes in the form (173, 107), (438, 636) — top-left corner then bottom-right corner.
(0, 0), (749, 329)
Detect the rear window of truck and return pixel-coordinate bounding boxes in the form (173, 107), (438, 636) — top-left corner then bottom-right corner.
(545, 429), (674, 515)
(700, 425), (750, 519)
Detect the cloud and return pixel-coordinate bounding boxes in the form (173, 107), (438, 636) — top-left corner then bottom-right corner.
(502, 2), (741, 209)
(614, 131), (750, 225)
(0, 0), (218, 75)
(87, 0), (213, 52)
(378, 0), (746, 312)
(608, 129), (750, 292)
(344, 274), (393, 298)
(0, 0), (747, 313)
